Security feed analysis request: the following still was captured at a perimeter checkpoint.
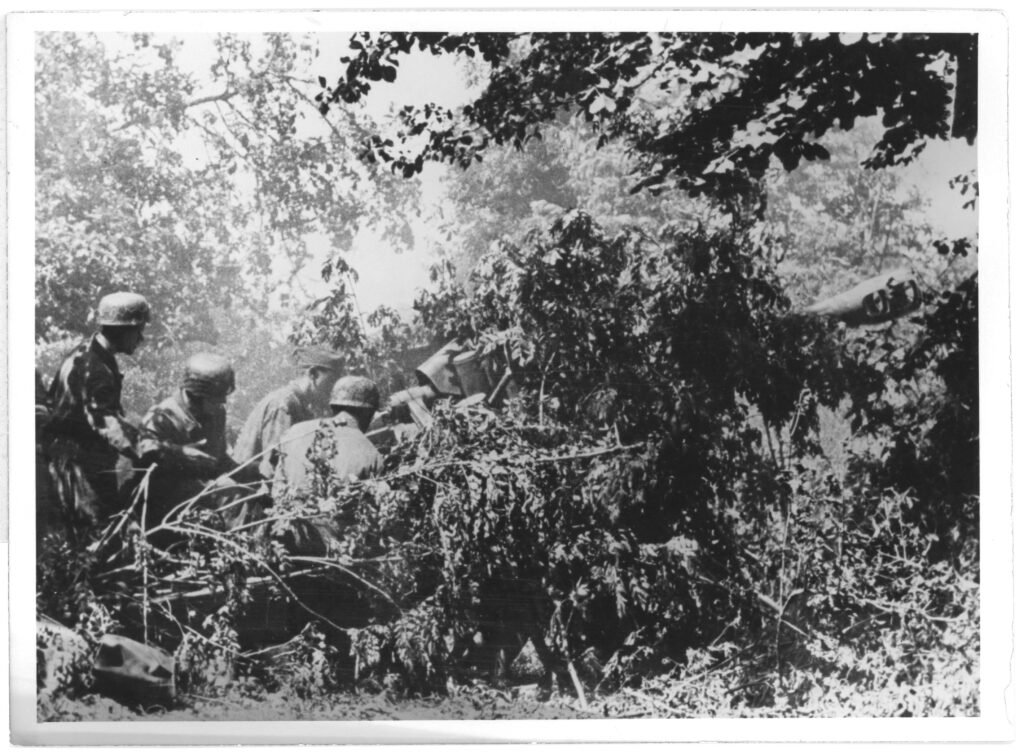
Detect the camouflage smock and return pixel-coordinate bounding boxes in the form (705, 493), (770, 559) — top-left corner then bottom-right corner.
(44, 335), (139, 532)
(138, 391), (231, 472)
(137, 391), (236, 540)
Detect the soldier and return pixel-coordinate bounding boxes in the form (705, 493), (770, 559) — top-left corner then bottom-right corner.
(232, 347), (345, 482)
(45, 292), (150, 540)
(136, 353), (238, 540)
(275, 375), (382, 495)
(272, 376), (382, 557)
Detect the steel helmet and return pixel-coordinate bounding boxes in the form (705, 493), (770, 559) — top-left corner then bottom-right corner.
(182, 353), (235, 399)
(330, 375), (381, 411)
(97, 292), (151, 327)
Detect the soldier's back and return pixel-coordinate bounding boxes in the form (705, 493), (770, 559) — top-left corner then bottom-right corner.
(275, 414), (380, 497)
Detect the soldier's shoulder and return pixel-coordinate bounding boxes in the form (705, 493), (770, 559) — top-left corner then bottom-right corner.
(59, 338), (98, 368)
(240, 384), (288, 420)
(59, 339), (116, 383)
(263, 382), (303, 409)
(281, 418), (324, 443)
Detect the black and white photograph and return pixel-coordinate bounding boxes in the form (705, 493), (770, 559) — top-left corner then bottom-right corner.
(6, 6), (1014, 745)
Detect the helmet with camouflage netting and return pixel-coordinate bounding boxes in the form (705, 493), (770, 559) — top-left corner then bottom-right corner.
(182, 353), (235, 399)
(97, 292), (151, 327)
(330, 375), (380, 411)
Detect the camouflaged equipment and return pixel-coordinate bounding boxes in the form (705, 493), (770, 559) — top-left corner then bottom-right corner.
(803, 269), (922, 327)
(97, 292), (151, 326)
(415, 340), (463, 397)
(182, 352), (235, 398)
(330, 375), (381, 411)
(452, 350), (495, 397)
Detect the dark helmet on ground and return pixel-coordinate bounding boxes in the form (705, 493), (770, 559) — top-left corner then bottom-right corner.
(97, 292), (151, 327)
(330, 375), (380, 411)
(182, 353), (235, 399)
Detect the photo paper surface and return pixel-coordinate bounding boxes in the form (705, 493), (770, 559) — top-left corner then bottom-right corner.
(7, 6), (1013, 745)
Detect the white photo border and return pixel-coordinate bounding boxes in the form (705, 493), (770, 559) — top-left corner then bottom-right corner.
(6, 6), (1013, 745)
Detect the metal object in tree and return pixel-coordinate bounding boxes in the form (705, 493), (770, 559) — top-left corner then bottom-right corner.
(803, 269), (922, 327)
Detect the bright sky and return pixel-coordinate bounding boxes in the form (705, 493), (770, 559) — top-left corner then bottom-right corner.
(303, 44), (480, 319)
(905, 138), (978, 239)
(99, 32), (478, 322)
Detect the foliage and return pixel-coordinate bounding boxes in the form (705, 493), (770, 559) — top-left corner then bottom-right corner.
(322, 32), (976, 214)
(288, 255), (428, 397)
(271, 399), (734, 692)
(36, 535), (103, 628)
(843, 272), (979, 556)
(38, 197), (978, 716)
(36, 31), (416, 344)
(418, 209), (845, 450)
(764, 122), (972, 307)
(605, 479), (979, 718)
(432, 118), (720, 278)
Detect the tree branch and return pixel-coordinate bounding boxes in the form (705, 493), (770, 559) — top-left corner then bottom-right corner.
(186, 88), (238, 109)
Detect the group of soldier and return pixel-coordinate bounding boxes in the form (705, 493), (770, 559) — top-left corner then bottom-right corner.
(36, 291), (385, 550)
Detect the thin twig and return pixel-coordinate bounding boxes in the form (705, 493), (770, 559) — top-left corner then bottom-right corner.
(90, 464), (156, 555)
(287, 555), (402, 613)
(565, 658), (589, 710)
(157, 521), (349, 636)
(151, 566), (332, 605)
(538, 351), (557, 425)
(185, 88), (238, 108)
(150, 600), (246, 659)
(155, 484), (266, 535)
(226, 511), (331, 535)
(365, 442), (642, 486)
(142, 487), (150, 645)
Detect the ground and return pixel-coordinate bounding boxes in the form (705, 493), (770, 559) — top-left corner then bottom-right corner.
(40, 683), (602, 722)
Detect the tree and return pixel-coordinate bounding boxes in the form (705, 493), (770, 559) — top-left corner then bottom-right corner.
(36, 32), (416, 344)
(287, 253), (426, 398)
(326, 32), (980, 668)
(434, 117), (723, 280)
(320, 32), (976, 219)
(763, 121), (972, 307)
(322, 31), (978, 479)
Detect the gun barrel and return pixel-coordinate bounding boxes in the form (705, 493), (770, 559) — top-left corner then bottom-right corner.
(803, 269), (921, 326)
